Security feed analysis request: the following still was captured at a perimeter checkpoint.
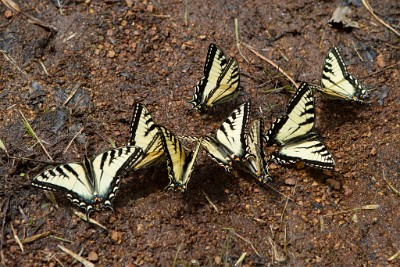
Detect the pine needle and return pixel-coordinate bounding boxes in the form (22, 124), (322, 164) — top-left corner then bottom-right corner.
(202, 190), (219, 213)
(10, 223), (24, 253)
(73, 210), (107, 230)
(388, 249), (400, 261)
(0, 138), (8, 156)
(362, 0), (400, 37)
(382, 168), (400, 197)
(58, 245), (94, 267)
(234, 18), (248, 63)
(235, 252), (247, 266)
(224, 228), (261, 257)
(321, 204), (380, 217)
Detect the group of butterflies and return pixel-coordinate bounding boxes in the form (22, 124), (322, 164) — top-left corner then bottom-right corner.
(32, 43), (368, 217)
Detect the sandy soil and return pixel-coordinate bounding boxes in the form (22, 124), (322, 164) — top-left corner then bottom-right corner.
(0, 0), (399, 266)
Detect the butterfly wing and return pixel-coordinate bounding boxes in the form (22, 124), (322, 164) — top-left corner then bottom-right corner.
(266, 83), (315, 146)
(32, 146), (143, 216)
(159, 126), (201, 192)
(243, 119), (271, 183)
(129, 103), (164, 170)
(32, 162), (95, 208)
(202, 102), (250, 171)
(320, 46), (367, 102)
(266, 83), (335, 170)
(271, 134), (335, 170)
(92, 146), (143, 211)
(203, 58), (240, 107)
(189, 44), (240, 111)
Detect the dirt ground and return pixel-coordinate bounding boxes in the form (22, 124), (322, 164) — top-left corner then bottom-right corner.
(1, 0), (399, 266)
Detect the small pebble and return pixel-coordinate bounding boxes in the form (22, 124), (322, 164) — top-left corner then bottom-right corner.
(88, 251), (99, 262)
(107, 50), (116, 58)
(284, 178), (296, 185)
(4, 10), (13, 19)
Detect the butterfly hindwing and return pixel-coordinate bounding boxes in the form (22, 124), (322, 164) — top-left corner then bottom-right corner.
(272, 134), (335, 170)
(202, 102), (250, 171)
(189, 43), (241, 111)
(129, 103), (164, 170)
(266, 83), (335, 170)
(320, 46), (367, 102)
(32, 146), (143, 216)
(159, 126), (201, 192)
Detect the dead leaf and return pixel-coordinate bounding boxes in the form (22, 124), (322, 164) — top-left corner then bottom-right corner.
(329, 6), (360, 29)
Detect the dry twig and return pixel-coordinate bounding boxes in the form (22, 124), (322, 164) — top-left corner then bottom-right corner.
(73, 210), (107, 230)
(202, 190), (219, 213)
(63, 127), (85, 154)
(362, 0), (400, 38)
(242, 43), (299, 89)
(22, 231), (54, 244)
(10, 223), (24, 253)
(58, 245), (94, 267)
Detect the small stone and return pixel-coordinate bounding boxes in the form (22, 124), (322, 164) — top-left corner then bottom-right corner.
(370, 147), (376, 156)
(126, 0), (134, 7)
(9, 245), (17, 253)
(147, 4), (154, 12)
(214, 256), (221, 265)
(107, 50), (116, 58)
(375, 54), (385, 68)
(198, 35), (207, 40)
(88, 251), (99, 262)
(111, 230), (123, 244)
(327, 179), (340, 190)
(343, 185), (353, 197)
(284, 178), (296, 186)
(4, 10), (13, 19)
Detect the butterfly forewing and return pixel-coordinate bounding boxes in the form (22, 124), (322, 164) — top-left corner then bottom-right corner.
(129, 103), (164, 170)
(92, 146), (143, 198)
(32, 163), (94, 202)
(32, 146), (143, 216)
(267, 83), (315, 146)
(204, 58), (240, 107)
(320, 46), (367, 102)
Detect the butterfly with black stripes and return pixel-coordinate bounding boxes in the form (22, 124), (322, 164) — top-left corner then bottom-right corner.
(189, 43), (241, 111)
(265, 82), (335, 170)
(319, 46), (368, 102)
(32, 146), (143, 217)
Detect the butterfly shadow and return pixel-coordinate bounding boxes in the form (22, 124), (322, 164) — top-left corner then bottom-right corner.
(179, 163), (242, 210)
(318, 98), (372, 129)
(114, 165), (169, 209)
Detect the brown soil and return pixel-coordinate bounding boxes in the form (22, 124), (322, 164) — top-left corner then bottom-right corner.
(1, 0), (399, 266)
